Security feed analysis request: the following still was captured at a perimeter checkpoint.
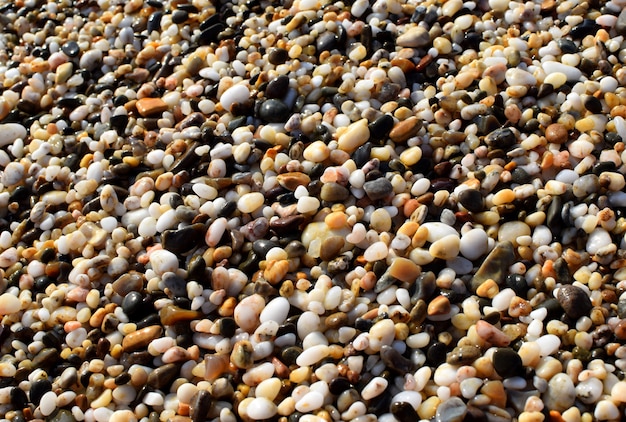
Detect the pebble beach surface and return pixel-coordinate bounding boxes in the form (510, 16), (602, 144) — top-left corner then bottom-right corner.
(2, 0), (626, 421)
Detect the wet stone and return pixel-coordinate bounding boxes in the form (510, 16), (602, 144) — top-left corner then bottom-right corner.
(320, 236), (345, 261)
(268, 48), (289, 65)
(380, 345), (413, 374)
(492, 348), (524, 378)
(136, 98), (168, 117)
(162, 223), (205, 254)
(557, 285), (592, 320)
(457, 189), (483, 213)
(435, 397), (467, 422)
(266, 75), (290, 99)
(471, 241), (515, 292)
(617, 9), (626, 36)
(545, 123), (568, 144)
(162, 272), (187, 298)
(485, 128), (517, 149)
(363, 178), (393, 201)
(45, 409), (76, 422)
(29, 379), (52, 406)
(189, 390), (212, 422)
(391, 402), (419, 422)
(369, 114), (395, 141)
(320, 182), (350, 202)
(147, 363), (179, 390)
(329, 377), (352, 395)
(259, 99), (291, 123)
(62, 41), (80, 57)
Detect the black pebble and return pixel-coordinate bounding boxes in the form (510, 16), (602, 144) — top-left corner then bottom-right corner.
(369, 114), (394, 141)
(171, 9), (188, 24)
(218, 317), (237, 337)
(426, 342), (447, 366)
(29, 379), (52, 406)
(122, 291), (145, 320)
(457, 189), (483, 213)
(329, 377), (351, 395)
(505, 274), (528, 297)
(10, 387), (28, 409)
(258, 99), (291, 122)
(584, 96), (603, 114)
(265, 75), (290, 99)
(61, 41), (80, 57)
(492, 347), (525, 378)
(391, 401), (419, 422)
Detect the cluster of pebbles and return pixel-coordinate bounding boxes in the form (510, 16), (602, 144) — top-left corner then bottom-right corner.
(2, 0), (626, 421)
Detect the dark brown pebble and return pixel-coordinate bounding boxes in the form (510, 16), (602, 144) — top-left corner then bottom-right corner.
(189, 390), (212, 422)
(147, 363), (180, 390)
(557, 285), (592, 320)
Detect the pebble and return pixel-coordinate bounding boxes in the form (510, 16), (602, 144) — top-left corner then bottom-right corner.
(435, 397), (467, 422)
(0, 124), (27, 147)
(396, 26), (431, 48)
(0, 293), (21, 315)
(136, 98), (168, 117)
(0, 1), (625, 421)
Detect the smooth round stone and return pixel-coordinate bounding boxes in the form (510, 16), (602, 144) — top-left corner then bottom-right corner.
(396, 26), (430, 47)
(62, 40), (80, 57)
(485, 128), (517, 149)
(238, 192), (265, 213)
(246, 397), (278, 419)
(459, 229), (489, 260)
(536, 334), (561, 357)
(457, 189), (483, 213)
(505, 68), (536, 86)
(594, 400), (620, 420)
(497, 221), (530, 246)
(268, 48), (289, 65)
(39, 391), (57, 416)
(234, 294), (265, 333)
(220, 84), (250, 112)
(30, 379), (52, 406)
(364, 241), (389, 262)
(557, 285), (592, 320)
(338, 119), (370, 152)
(543, 373), (575, 412)
(361, 376), (388, 400)
(363, 178), (393, 201)
(265, 75), (290, 98)
(429, 234), (460, 260)
(542, 61), (582, 81)
(576, 377), (603, 404)
(255, 378), (282, 401)
(259, 99), (291, 123)
(586, 228), (612, 254)
(543, 72), (567, 89)
(149, 249), (179, 276)
(492, 348), (524, 378)
(370, 208), (392, 232)
(296, 345), (329, 367)
(320, 183), (349, 202)
(0, 124), (27, 147)
(391, 391), (422, 410)
(572, 174), (599, 198)
(421, 222), (458, 243)
(303, 141), (330, 162)
(295, 391), (324, 412)
(0, 293), (21, 315)
(260, 297), (290, 325)
(435, 396), (467, 422)
(545, 123), (569, 144)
